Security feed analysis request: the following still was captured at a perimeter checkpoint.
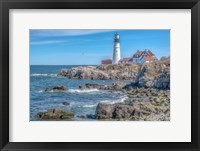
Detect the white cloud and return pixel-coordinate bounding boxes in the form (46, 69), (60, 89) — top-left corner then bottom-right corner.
(30, 40), (67, 45)
(30, 30), (114, 37)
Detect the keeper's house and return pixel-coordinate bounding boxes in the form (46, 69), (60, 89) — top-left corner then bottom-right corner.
(132, 50), (157, 64)
(118, 50), (157, 64)
(101, 50), (157, 65)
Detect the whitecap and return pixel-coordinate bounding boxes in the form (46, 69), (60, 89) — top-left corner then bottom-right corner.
(38, 90), (44, 93)
(82, 104), (97, 108)
(100, 96), (128, 104)
(31, 73), (57, 77)
(39, 89), (55, 93)
(68, 89), (99, 93)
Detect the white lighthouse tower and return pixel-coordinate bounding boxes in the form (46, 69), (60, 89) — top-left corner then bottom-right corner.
(112, 33), (121, 64)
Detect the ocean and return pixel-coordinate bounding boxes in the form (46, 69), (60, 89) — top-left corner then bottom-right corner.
(30, 65), (128, 121)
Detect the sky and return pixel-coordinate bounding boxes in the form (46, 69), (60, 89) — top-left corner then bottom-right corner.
(30, 29), (170, 65)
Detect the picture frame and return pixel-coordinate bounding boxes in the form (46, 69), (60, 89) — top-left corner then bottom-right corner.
(0, 0), (199, 150)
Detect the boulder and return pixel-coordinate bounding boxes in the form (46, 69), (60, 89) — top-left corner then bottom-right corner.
(79, 84), (108, 90)
(96, 102), (144, 120)
(79, 83), (126, 91)
(45, 86), (68, 92)
(96, 103), (116, 119)
(37, 108), (74, 119)
(62, 102), (70, 106)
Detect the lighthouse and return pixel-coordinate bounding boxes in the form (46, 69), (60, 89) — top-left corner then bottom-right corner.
(112, 33), (121, 64)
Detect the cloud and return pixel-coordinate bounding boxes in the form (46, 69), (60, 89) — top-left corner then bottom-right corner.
(30, 40), (67, 45)
(30, 29), (114, 37)
(30, 29), (118, 45)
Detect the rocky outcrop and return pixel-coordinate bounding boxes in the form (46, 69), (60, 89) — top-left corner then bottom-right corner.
(62, 102), (70, 106)
(58, 64), (140, 80)
(58, 58), (170, 90)
(37, 108), (74, 119)
(96, 101), (169, 121)
(79, 83), (126, 91)
(124, 57), (170, 90)
(45, 86), (68, 92)
(96, 87), (170, 121)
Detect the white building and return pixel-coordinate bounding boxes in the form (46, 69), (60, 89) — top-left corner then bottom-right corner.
(132, 50), (157, 64)
(112, 33), (121, 64)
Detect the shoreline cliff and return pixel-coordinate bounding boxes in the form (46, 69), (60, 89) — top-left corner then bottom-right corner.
(58, 57), (170, 89)
(58, 63), (141, 80)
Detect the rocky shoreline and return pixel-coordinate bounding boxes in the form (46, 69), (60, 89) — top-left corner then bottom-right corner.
(37, 83), (170, 121)
(58, 58), (170, 89)
(37, 58), (170, 121)
(58, 64), (140, 80)
(96, 87), (170, 121)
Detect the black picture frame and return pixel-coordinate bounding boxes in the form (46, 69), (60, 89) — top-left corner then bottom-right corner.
(0, 0), (199, 150)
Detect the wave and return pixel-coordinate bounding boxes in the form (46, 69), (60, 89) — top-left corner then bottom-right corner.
(38, 90), (44, 93)
(31, 73), (57, 77)
(38, 89), (100, 93)
(81, 96), (128, 108)
(82, 104), (97, 108)
(68, 89), (99, 93)
(100, 96), (128, 104)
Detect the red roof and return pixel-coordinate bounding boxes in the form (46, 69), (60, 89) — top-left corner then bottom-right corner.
(143, 56), (157, 61)
(146, 50), (154, 56)
(133, 50), (155, 58)
(119, 58), (132, 62)
(101, 59), (112, 64)
(133, 51), (143, 56)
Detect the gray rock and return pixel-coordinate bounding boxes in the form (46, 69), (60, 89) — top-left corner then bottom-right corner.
(45, 86), (68, 92)
(124, 57), (170, 90)
(79, 83), (126, 91)
(95, 96), (170, 121)
(37, 108), (74, 119)
(58, 64), (140, 80)
(62, 102), (70, 106)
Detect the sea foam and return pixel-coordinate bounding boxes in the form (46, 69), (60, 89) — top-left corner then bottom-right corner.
(82, 104), (98, 108)
(100, 96), (128, 104)
(31, 73), (57, 77)
(82, 96), (128, 108)
(68, 89), (99, 93)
